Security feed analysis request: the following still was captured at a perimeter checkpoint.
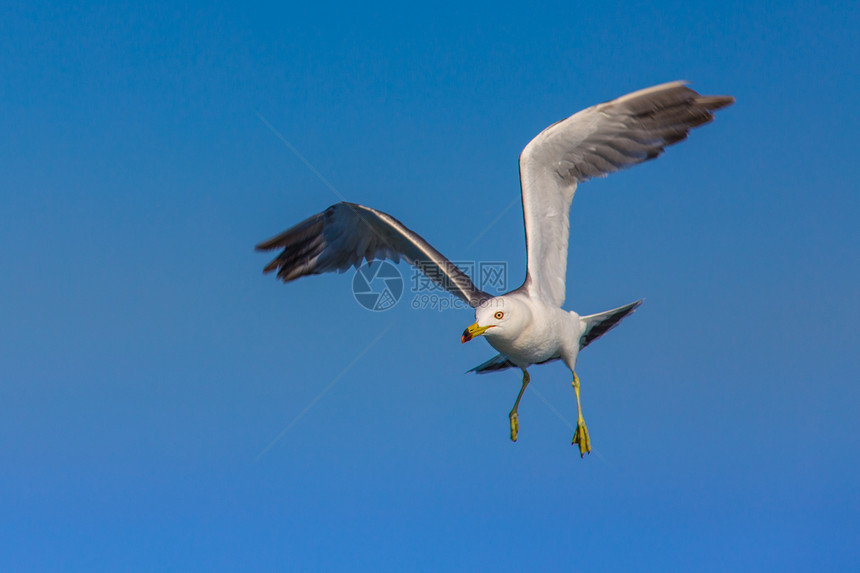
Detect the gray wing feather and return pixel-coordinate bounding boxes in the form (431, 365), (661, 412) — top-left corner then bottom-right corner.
(551, 85), (734, 183)
(579, 299), (644, 350)
(467, 354), (516, 374)
(256, 202), (490, 307)
(467, 353), (561, 374)
(518, 82), (734, 307)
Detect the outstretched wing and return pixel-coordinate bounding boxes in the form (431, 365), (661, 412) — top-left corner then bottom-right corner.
(518, 81), (734, 306)
(256, 202), (490, 307)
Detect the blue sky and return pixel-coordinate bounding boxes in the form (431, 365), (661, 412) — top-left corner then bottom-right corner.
(2, 0), (858, 570)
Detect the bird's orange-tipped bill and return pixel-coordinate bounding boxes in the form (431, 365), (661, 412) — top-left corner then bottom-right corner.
(461, 322), (494, 344)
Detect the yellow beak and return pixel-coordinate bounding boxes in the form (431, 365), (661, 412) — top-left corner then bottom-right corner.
(461, 322), (494, 344)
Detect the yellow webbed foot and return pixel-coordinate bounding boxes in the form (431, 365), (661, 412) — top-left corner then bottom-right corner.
(571, 372), (590, 457)
(507, 369), (529, 443)
(572, 418), (591, 457)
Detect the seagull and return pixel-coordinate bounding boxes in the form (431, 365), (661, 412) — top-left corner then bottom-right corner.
(256, 81), (734, 456)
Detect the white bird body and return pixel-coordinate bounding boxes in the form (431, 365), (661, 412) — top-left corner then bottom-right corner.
(477, 294), (582, 370)
(257, 81), (734, 454)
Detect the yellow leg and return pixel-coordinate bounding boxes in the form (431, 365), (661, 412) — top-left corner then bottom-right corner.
(572, 372), (591, 457)
(509, 369), (530, 442)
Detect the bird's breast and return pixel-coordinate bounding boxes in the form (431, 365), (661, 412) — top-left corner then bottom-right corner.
(487, 322), (561, 366)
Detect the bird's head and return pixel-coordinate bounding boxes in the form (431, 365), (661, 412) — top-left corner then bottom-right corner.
(461, 296), (530, 344)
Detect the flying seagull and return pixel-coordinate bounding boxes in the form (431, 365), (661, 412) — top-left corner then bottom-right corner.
(256, 81), (734, 456)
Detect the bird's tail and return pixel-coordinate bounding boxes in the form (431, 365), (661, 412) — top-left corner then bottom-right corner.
(579, 299), (643, 350)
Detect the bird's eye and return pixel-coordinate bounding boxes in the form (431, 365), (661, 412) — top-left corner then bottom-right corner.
(494, 311), (504, 320)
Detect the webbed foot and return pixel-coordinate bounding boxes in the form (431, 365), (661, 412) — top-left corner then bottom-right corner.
(572, 417), (591, 457)
(571, 371), (590, 457)
(509, 411), (519, 442)
(508, 369), (529, 443)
